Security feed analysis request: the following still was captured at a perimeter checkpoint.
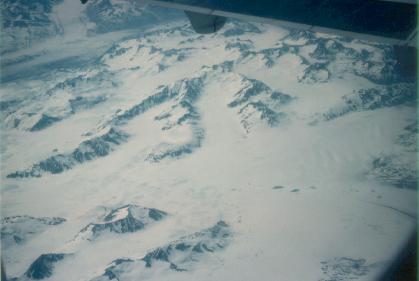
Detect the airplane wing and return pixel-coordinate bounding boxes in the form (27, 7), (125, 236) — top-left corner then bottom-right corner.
(146, 0), (417, 46)
(80, 0), (416, 46)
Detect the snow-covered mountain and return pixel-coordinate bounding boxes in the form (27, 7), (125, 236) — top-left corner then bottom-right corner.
(22, 253), (71, 280)
(1, 216), (65, 249)
(84, 0), (182, 34)
(91, 220), (231, 280)
(1, 0), (183, 54)
(74, 205), (167, 241)
(1, 1), (417, 281)
(1, 0), (64, 54)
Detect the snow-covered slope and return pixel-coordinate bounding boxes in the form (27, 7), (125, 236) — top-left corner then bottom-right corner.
(0, 0), (183, 55)
(1, 0), (64, 54)
(1, 216), (65, 249)
(0, 3), (417, 281)
(84, 0), (182, 34)
(91, 220), (231, 281)
(73, 205), (167, 242)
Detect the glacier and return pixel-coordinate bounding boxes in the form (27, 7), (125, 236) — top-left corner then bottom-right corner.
(0, 0), (417, 280)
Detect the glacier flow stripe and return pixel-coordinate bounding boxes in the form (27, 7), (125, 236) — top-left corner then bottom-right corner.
(146, 0), (417, 46)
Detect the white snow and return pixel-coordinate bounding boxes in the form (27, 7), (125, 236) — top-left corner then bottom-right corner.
(0, 8), (416, 281)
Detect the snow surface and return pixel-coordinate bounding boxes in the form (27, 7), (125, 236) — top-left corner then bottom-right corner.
(0, 1), (417, 280)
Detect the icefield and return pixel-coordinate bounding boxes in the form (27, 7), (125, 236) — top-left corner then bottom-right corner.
(0, 0), (417, 280)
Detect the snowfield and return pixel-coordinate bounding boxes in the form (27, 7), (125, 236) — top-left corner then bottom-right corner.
(1, 0), (417, 280)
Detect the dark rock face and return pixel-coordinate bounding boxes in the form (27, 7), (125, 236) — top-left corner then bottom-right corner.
(355, 85), (416, 109)
(25, 253), (68, 280)
(7, 127), (128, 178)
(102, 259), (135, 280)
(1, 0), (182, 52)
(146, 78), (204, 161)
(47, 70), (117, 95)
(320, 257), (373, 281)
(0, 99), (20, 112)
(111, 87), (175, 126)
(225, 39), (254, 52)
(1, 0), (64, 53)
(145, 130), (204, 162)
(398, 121), (417, 151)
(310, 39), (346, 61)
(89, 74), (206, 163)
(2, 0), (62, 28)
(141, 220), (231, 270)
(29, 114), (62, 132)
(69, 96), (106, 113)
(109, 75), (206, 162)
(228, 77), (292, 132)
(1, 216), (65, 249)
(239, 101), (286, 127)
(324, 83), (416, 121)
(231, 28), (402, 85)
(76, 205), (167, 240)
(209, 60), (234, 72)
(2, 69), (114, 132)
(222, 20), (261, 37)
(369, 154), (417, 190)
(290, 31), (400, 84)
(239, 45), (295, 68)
(101, 43), (194, 73)
(298, 62), (330, 84)
(84, 0), (182, 34)
(72, 128), (128, 163)
(91, 221), (231, 281)
(7, 71), (209, 177)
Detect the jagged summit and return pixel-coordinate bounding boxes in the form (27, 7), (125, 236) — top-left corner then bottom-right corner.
(7, 127), (128, 178)
(1, 4), (416, 281)
(369, 154), (417, 190)
(75, 205), (167, 241)
(324, 83), (416, 121)
(91, 221), (231, 281)
(227, 76), (293, 132)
